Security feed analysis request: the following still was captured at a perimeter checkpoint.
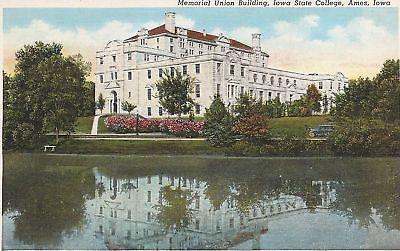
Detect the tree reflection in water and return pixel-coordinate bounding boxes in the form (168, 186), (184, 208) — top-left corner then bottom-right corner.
(3, 165), (94, 247)
(154, 185), (194, 231)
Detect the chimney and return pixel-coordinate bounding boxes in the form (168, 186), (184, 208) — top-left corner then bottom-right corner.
(252, 33), (261, 51)
(165, 12), (176, 33)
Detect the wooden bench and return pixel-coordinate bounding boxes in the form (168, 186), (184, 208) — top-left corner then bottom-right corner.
(44, 145), (56, 152)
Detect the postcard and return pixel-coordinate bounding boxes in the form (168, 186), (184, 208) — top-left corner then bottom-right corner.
(2, 0), (399, 250)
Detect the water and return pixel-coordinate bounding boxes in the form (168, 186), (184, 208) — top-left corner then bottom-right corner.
(2, 154), (400, 249)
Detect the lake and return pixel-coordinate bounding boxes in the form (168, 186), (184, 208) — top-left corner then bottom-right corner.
(2, 154), (400, 249)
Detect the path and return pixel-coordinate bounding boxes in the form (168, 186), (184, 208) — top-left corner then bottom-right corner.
(91, 115), (101, 135)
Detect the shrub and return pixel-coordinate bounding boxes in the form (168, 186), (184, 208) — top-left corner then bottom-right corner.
(232, 114), (270, 145)
(273, 137), (305, 156)
(204, 96), (235, 147)
(327, 118), (400, 156)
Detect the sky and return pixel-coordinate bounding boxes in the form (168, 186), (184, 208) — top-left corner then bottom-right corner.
(3, 8), (399, 79)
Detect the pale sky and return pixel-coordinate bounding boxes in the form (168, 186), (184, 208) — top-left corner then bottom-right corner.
(3, 8), (399, 79)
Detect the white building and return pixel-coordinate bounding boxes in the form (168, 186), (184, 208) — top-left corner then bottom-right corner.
(95, 12), (348, 117)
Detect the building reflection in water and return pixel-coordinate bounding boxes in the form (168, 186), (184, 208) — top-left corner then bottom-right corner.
(87, 168), (337, 250)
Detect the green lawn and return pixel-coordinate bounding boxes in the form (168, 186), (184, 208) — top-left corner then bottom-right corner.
(98, 115), (111, 133)
(269, 115), (330, 138)
(57, 139), (224, 155)
(75, 116), (93, 134)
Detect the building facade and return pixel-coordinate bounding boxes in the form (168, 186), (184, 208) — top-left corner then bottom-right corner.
(95, 12), (348, 117)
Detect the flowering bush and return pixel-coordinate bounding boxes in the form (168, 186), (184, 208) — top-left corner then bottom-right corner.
(105, 115), (204, 138)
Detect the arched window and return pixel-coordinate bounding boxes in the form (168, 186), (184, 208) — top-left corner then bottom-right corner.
(270, 76), (274, 85)
(286, 79), (289, 85)
(278, 77), (282, 86)
(262, 75), (266, 84)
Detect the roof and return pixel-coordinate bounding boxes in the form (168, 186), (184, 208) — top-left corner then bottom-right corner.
(125, 24), (253, 51)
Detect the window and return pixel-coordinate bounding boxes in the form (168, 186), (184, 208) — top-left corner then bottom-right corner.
(253, 74), (258, 83)
(278, 77), (282, 86)
(195, 84), (200, 98)
(128, 210), (132, 219)
(147, 176), (151, 184)
(262, 75), (266, 84)
(100, 75), (103, 83)
(277, 93), (281, 101)
(99, 206), (103, 214)
(195, 64), (200, 74)
(159, 107), (163, 116)
(159, 68), (163, 77)
(147, 212), (151, 222)
(147, 107), (151, 116)
(157, 37), (159, 43)
(319, 82), (323, 89)
(217, 84), (221, 96)
(147, 89), (152, 100)
(286, 79), (290, 86)
(199, 51), (203, 55)
(147, 70), (151, 79)
(140, 39), (145, 45)
(110, 72), (114, 80)
(241, 86), (244, 94)
(183, 65), (187, 75)
(195, 219), (200, 230)
(330, 81), (333, 90)
(128, 92), (131, 98)
(259, 91), (263, 100)
(290, 94), (293, 102)
(147, 191), (151, 203)
(128, 71), (132, 80)
(293, 79), (297, 88)
(270, 76), (274, 85)
(221, 47), (225, 52)
(241, 67), (245, 77)
(112, 55), (116, 62)
(127, 53), (132, 60)
(170, 67), (175, 77)
(250, 89), (253, 96)
(230, 65), (235, 75)
(170, 46), (173, 53)
(195, 104), (200, 114)
(229, 218), (234, 229)
(170, 37), (173, 43)
(231, 85), (234, 97)
(100, 57), (104, 64)
(227, 85), (230, 98)
(115, 72), (118, 80)
(268, 92), (272, 100)
(338, 83), (341, 90)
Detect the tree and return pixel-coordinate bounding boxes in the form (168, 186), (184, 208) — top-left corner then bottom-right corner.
(39, 54), (88, 143)
(265, 98), (286, 118)
(121, 101), (137, 115)
(232, 114), (270, 145)
(305, 84), (322, 114)
(233, 92), (265, 119)
(97, 93), (106, 115)
(4, 41), (91, 147)
(204, 95), (235, 147)
(156, 69), (195, 117)
(79, 81), (95, 117)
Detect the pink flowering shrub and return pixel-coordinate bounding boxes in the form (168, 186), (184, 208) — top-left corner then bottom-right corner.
(105, 115), (204, 138)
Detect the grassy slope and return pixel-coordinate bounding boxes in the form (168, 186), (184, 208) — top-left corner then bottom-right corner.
(269, 115), (330, 138)
(75, 117), (93, 134)
(98, 116), (110, 133)
(57, 139), (224, 155)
